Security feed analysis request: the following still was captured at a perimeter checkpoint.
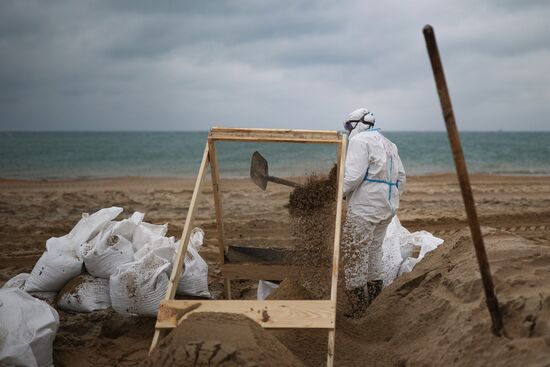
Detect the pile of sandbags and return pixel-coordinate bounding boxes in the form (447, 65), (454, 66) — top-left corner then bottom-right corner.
(2, 207), (211, 317)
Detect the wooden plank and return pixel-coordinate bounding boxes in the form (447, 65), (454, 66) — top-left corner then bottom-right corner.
(327, 135), (346, 367)
(156, 300), (335, 329)
(211, 126), (339, 136)
(209, 133), (341, 144)
(207, 139), (231, 299)
(330, 136), (346, 303)
(149, 329), (165, 354)
(150, 142), (210, 353)
(227, 244), (291, 263)
(222, 263), (301, 280)
(210, 126), (341, 143)
(327, 330), (335, 367)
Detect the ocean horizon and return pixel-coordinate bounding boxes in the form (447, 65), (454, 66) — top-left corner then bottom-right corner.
(1, 131), (549, 179)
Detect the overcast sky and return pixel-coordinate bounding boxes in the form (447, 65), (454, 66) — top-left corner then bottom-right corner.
(1, 0), (549, 131)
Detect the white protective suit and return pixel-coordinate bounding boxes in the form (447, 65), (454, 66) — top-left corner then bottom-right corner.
(342, 115), (406, 290)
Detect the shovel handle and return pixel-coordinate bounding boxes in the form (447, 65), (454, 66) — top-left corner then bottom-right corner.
(267, 176), (300, 188)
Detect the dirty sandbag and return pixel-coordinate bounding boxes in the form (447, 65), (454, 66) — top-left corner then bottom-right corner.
(176, 245), (210, 298)
(24, 250), (84, 292)
(25, 207), (123, 292)
(111, 212), (145, 242)
(82, 230), (135, 278)
(0, 288), (59, 367)
(132, 222), (168, 252)
(2, 273), (29, 290)
(257, 280), (279, 300)
(57, 274), (111, 313)
(176, 228), (211, 298)
(398, 230), (444, 275)
(109, 252), (170, 316)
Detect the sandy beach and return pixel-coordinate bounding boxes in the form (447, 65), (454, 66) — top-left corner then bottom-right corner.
(1, 173), (550, 366)
(2, 173), (549, 274)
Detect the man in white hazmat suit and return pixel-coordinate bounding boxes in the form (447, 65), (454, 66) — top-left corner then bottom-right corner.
(342, 107), (406, 317)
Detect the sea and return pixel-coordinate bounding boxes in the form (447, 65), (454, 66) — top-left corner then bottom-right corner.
(0, 131), (549, 179)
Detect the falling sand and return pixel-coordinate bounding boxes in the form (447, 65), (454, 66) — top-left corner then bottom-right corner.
(287, 165), (338, 299)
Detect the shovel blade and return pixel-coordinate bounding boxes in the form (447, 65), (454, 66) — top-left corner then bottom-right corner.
(250, 151), (268, 190)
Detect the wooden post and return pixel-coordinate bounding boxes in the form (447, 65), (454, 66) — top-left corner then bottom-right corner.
(423, 24), (504, 336)
(150, 142), (211, 353)
(327, 134), (347, 367)
(207, 137), (232, 299)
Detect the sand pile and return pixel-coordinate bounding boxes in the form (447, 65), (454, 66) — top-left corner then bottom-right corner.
(145, 312), (304, 367)
(287, 165), (337, 298)
(269, 228), (550, 366)
(345, 227), (550, 366)
(268, 278), (312, 301)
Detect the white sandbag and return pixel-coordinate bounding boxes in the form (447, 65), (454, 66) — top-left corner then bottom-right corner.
(2, 273), (29, 290)
(109, 252), (170, 316)
(82, 230), (135, 278)
(25, 207), (123, 292)
(132, 222), (168, 252)
(24, 250), (84, 292)
(176, 228), (211, 298)
(111, 212), (144, 241)
(0, 288), (59, 367)
(134, 236), (177, 262)
(379, 216), (443, 284)
(47, 206), (124, 255)
(380, 216), (410, 286)
(257, 280), (279, 300)
(1, 274), (57, 306)
(398, 230), (444, 275)
(57, 274), (111, 312)
(176, 246), (210, 298)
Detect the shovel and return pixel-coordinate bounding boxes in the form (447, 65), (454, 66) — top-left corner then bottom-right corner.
(250, 151), (300, 190)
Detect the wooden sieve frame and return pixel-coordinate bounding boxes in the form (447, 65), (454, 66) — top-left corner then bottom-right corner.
(150, 127), (347, 367)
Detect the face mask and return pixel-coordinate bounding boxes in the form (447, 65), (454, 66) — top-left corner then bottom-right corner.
(344, 120), (360, 132)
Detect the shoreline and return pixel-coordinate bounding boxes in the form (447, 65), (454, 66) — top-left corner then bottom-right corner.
(2, 171), (550, 185)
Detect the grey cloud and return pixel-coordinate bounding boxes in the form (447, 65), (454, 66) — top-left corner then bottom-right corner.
(0, 0), (549, 131)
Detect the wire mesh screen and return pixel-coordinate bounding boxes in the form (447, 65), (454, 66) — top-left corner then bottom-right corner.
(213, 140), (340, 299)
